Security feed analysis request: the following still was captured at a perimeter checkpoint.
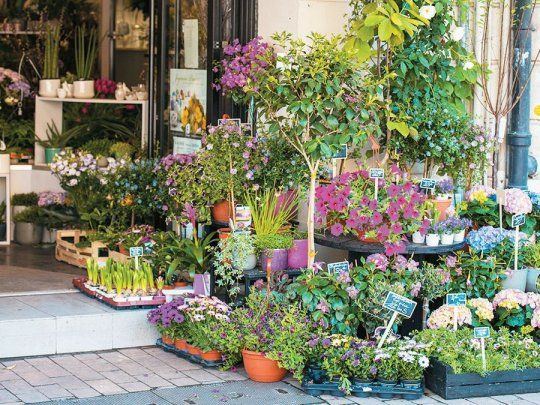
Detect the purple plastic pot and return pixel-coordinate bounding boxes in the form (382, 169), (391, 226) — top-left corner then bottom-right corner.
(193, 273), (211, 296)
(288, 239), (308, 269)
(259, 249), (288, 272)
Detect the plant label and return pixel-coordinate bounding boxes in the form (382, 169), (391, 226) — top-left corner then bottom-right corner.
(419, 178), (436, 190)
(332, 144), (348, 160)
(129, 247), (144, 258)
(235, 205), (252, 229)
(474, 327), (490, 339)
(511, 213), (525, 228)
(327, 261), (349, 274)
(369, 168), (385, 179)
(446, 293), (467, 307)
(383, 291), (417, 318)
(496, 189), (506, 205)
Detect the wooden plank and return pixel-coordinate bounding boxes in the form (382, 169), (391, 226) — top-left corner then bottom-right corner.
(445, 379), (540, 399)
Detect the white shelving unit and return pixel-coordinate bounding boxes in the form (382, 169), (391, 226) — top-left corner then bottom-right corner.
(0, 173), (11, 246)
(34, 96), (149, 166)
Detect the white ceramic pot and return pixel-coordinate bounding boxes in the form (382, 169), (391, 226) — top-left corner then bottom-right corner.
(0, 153), (10, 174)
(73, 80), (95, 99)
(453, 230), (465, 243)
(39, 79), (61, 97)
(57, 88), (67, 98)
(42, 228), (57, 244)
(113, 296), (128, 303)
(526, 268), (540, 292)
(65, 83), (74, 97)
(412, 231), (425, 244)
(501, 269), (528, 291)
(239, 253), (257, 270)
(426, 234), (440, 247)
(440, 234), (454, 245)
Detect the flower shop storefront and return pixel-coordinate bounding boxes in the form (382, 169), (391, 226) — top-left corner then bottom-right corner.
(3, 0), (540, 401)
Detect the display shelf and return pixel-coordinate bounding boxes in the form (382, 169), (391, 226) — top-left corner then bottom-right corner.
(36, 96), (147, 104)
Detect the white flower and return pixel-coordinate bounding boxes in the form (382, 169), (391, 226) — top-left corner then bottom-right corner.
(419, 356), (429, 368)
(463, 61), (474, 70)
(206, 144), (213, 150)
(419, 5), (436, 19)
(450, 26), (465, 42)
(449, 60), (457, 67)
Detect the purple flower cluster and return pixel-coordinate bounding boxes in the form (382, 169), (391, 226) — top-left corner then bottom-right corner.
(38, 191), (66, 207)
(156, 153), (195, 172)
(436, 178), (454, 194)
(147, 296), (191, 327)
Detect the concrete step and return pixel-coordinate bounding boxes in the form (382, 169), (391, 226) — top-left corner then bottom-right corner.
(0, 292), (158, 359)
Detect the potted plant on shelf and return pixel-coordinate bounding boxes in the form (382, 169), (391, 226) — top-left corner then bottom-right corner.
(73, 25), (97, 98)
(425, 223), (441, 247)
(523, 243), (540, 292)
(288, 230), (308, 269)
(433, 178), (454, 221)
(36, 121), (82, 164)
(179, 232), (215, 295)
(13, 206), (44, 245)
(39, 23), (61, 97)
(11, 192), (38, 216)
(255, 233), (293, 272)
(437, 218), (455, 245)
(453, 217), (472, 243)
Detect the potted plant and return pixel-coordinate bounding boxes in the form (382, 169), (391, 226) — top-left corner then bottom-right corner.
(433, 178), (454, 221)
(13, 206), (44, 245)
(425, 223), (441, 247)
(36, 121), (81, 164)
(39, 23), (61, 97)
(73, 25), (97, 98)
(179, 232), (215, 295)
(11, 192), (38, 216)
(245, 188), (297, 235)
(523, 243), (540, 292)
(453, 217), (472, 243)
(437, 218), (455, 245)
(288, 230), (308, 269)
(255, 233), (293, 272)
(396, 341), (429, 396)
(147, 296), (188, 346)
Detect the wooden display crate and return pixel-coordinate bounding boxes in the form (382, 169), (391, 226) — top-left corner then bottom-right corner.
(55, 229), (108, 268)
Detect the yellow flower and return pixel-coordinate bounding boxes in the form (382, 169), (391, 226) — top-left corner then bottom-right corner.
(470, 191), (488, 204)
(498, 299), (519, 310)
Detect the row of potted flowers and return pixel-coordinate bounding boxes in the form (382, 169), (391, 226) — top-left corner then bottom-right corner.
(412, 217), (472, 247)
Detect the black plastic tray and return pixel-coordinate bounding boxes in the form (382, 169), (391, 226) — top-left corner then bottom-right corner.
(156, 339), (224, 368)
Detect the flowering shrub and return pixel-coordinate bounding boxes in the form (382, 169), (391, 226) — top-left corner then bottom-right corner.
(492, 289), (540, 331)
(94, 78), (117, 98)
(467, 298), (494, 326)
(147, 296), (189, 339)
(184, 296), (231, 352)
(435, 178), (454, 196)
(37, 191), (66, 207)
(315, 169), (428, 255)
(504, 188), (533, 215)
(427, 304), (472, 329)
(466, 226), (526, 254)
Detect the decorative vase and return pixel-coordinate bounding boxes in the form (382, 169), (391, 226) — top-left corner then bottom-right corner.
(200, 349), (222, 362)
(453, 230), (465, 243)
(241, 349), (287, 382)
(501, 269), (528, 291)
(174, 338), (187, 351)
(57, 88), (67, 98)
(39, 79), (61, 97)
(377, 379), (397, 399)
(411, 231), (425, 244)
(287, 239), (308, 269)
(440, 233), (454, 245)
(433, 198), (452, 221)
(73, 80), (95, 99)
(14, 222), (43, 245)
(162, 335), (174, 346)
(425, 234), (440, 247)
(0, 154), (10, 174)
(526, 268), (540, 292)
(44, 148), (61, 164)
(260, 249), (288, 272)
(234, 252), (257, 270)
(193, 273), (210, 295)
(115, 85), (126, 100)
(42, 228), (57, 244)
(212, 200), (233, 223)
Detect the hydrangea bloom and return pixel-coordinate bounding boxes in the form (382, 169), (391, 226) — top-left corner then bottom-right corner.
(465, 185), (496, 202)
(468, 298), (494, 322)
(466, 226), (526, 253)
(531, 308), (540, 328)
(38, 191), (66, 207)
(504, 188), (532, 215)
(492, 289), (528, 310)
(427, 305), (472, 329)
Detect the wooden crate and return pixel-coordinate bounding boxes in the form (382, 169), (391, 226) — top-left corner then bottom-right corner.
(425, 358), (540, 399)
(55, 229), (107, 268)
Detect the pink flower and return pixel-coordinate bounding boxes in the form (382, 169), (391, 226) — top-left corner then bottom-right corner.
(446, 256), (457, 268)
(504, 188), (532, 215)
(330, 222), (344, 236)
(366, 253), (389, 271)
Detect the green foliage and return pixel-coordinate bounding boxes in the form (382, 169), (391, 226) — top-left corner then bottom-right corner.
(456, 199), (499, 228)
(110, 142), (136, 160)
(254, 233), (293, 252)
(178, 232), (216, 276)
(74, 25), (97, 80)
(245, 188), (297, 237)
(82, 139), (115, 157)
(36, 121), (82, 148)
(13, 206), (44, 223)
(523, 243), (540, 268)
(11, 192), (38, 206)
(43, 23), (61, 79)
(0, 119), (34, 150)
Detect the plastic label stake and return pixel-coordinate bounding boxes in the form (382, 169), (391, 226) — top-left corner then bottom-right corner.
(129, 246), (144, 270)
(511, 214), (525, 272)
(446, 293), (467, 331)
(496, 189), (506, 230)
(369, 168), (384, 201)
(474, 327), (490, 371)
(378, 292), (417, 348)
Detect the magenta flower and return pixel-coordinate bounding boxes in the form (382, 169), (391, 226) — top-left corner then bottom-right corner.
(330, 222), (344, 236)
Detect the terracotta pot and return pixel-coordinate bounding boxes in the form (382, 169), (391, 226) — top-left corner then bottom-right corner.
(242, 349), (287, 382)
(118, 245), (128, 255)
(174, 281), (188, 287)
(200, 349), (222, 362)
(355, 230), (379, 243)
(186, 344), (201, 356)
(434, 198), (452, 221)
(174, 338), (187, 351)
(218, 227), (232, 240)
(212, 200), (233, 223)
(162, 285), (175, 290)
(162, 335), (174, 345)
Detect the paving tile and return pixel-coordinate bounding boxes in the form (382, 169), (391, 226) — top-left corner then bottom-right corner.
(206, 369), (247, 381)
(184, 368), (223, 383)
(154, 368), (187, 380)
(167, 377), (199, 387)
(49, 357), (103, 381)
(0, 361), (33, 373)
(118, 381), (151, 392)
(0, 370), (19, 383)
(100, 370), (137, 384)
(84, 358), (118, 373)
(115, 360), (151, 376)
(1, 379), (32, 394)
(24, 358), (70, 378)
(97, 351), (130, 363)
(118, 348), (147, 359)
(346, 397), (385, 404)
(12, 389), (49, 404)
(319, 395), (352, 404)
(488, 395), (519, 404)
(73, 353), (100, 361)
(12, 369), (52, 386)
(0, 389), (18, 404)
(66, 387), (101, 399)
(35, 383), (72, 399)
(384, 400), (419, 405)
(134, 373), (174, 388)
(517, 394), (540, 405)
(85, 379), (126, 395)
(467, 397), (503, 405)
(48, 376), (91, 390)
(162, 357), (202, 371)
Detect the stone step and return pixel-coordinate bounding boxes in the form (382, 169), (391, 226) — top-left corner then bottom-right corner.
(0, 292), (158, 359)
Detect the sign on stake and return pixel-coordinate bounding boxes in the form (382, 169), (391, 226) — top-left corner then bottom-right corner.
(474, 327), (490, 371)
(378, 292), (417, 348)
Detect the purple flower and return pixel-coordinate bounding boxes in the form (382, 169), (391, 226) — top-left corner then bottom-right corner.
(330, 222), (344, 236)
(346, 286), (359, 299)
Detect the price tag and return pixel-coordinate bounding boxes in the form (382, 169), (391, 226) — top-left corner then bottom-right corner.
(327, 261), (349, 274)
(332, 145), (348, 160)
(474, 327), (490, 339)
(419, 178), (436, 190)
(369, 168), (385, 179)
(383, 291), (417, 318)
(446, 293), (467, 307)
(511, 213), (526, 228)
(129, 247), (144, 257)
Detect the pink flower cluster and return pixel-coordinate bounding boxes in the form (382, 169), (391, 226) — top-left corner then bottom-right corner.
(94, 78), (116, 97)
(427, 304), (472, 329)
(504, 188), (532, 215)
(38, 191), (66, 207)
(492, 289), (528, 310)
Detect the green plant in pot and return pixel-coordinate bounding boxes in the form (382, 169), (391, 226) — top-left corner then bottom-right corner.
(36, 121), (82, 164)
(523, 243), (540, 293)
(74, 25), (98, 99)
(13, 206), (44, 245)
(39, 23), (61, 97)
(255, 233), (293, 272)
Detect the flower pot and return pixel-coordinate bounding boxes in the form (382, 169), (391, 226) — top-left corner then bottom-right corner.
(42, 228), (57, 244)
(411, 231), (425, 244)
(526, 268), (540, 292)
(193, 273), (210, 295)
(287, 239), (308, 269)
(96, 156), (109, 167)
(453, 230), (465, 243)
(440, 233), (454, 245)
(218, 227), (232, 239)
(401, 379), (423, 400)
(260, 249), (288, 272)
(73, 80), (95, 99)
(44, 148), (61, 164)
(355, 230), (379, 243)
(433, 198), (452, 221)
(14, 223), (43, 245)
(425, 234), (440, 247)
(241, 349), (287, 382)
(501, 269), (528, 291)
(174, 338), (187, 351)
(186, 344), (201, 356)
(162, 335), (174, 346)
(39, 79), (61, 97)
(212, 200), (233, 223)
(305, 362), (327, 384)
(174, 281), (188, 287)
(200, 349), (222, 362)
(234, 252), (257, 270)
(377, 379), (397, 399)
(352, 378), (373, 398)
(0, 154), (10, 174)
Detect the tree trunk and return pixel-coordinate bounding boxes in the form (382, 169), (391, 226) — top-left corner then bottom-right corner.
(307, 169), (317, 269)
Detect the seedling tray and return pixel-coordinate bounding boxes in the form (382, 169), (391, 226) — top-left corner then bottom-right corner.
(301, 380), (424, 400)
(73, 277), (166, 310)
(426, 358), (540, 399)
(156, 338), (223, 368)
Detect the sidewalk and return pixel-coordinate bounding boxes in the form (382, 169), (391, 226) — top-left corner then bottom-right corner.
(1, 347), (539, 404)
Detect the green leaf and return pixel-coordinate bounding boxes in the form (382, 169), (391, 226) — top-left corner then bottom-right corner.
(378, 19), (392, 41)
(327, 115), (339, 129)
(364, 14), (385, 27)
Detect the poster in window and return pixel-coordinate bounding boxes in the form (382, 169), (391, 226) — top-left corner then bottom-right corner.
(169, 69), (207, 136)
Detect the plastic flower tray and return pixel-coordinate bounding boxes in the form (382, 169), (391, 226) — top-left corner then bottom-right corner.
(301, 379), (424, 400)
(155, 338), (224, 368)
(72, 277), (166, 310)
